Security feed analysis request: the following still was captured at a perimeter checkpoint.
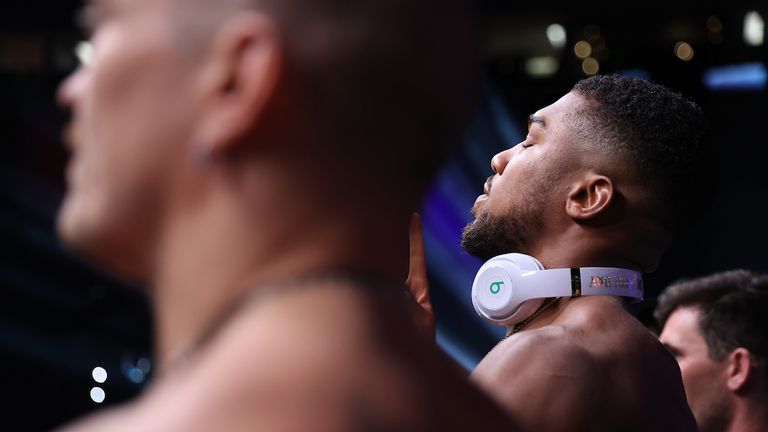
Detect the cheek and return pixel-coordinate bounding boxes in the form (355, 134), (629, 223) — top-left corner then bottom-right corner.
(678, 358), (720, 398)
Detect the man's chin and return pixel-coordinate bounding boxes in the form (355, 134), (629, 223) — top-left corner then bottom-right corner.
(460, 212), (527, 262)
(56, 207), (146, 283)
(460, 219), (498, 262)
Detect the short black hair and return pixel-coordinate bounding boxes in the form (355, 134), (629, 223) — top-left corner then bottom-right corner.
(655, 269), (768, 361)
(571, 74), (713, 238)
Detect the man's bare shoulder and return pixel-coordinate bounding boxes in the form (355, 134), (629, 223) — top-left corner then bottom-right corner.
(471, 302), (697, 431)
(472, 326), (605, 430)
(59, 286), (515, 431)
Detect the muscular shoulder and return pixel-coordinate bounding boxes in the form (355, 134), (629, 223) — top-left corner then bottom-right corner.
(472, 327), (607, 430)
(472, 315), (696, 431)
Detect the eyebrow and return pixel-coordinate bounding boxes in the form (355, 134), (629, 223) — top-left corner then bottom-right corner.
(528, 115), (545, 129)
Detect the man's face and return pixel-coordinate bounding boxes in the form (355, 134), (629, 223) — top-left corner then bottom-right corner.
(659, 306), (732, 432)
(57, 0), (199, 277)
(461, 92), (582, 261)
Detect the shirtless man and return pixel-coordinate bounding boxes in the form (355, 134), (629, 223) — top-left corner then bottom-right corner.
(411, 74), (710, 430)
(53, 0), (515, 430)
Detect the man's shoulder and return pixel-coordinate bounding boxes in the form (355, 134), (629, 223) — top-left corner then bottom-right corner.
(471, 318), (697, 432)
(476, 325), (602, 379)
(166, 289), (514, 431)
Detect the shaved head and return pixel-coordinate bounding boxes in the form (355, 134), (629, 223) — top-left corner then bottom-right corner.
(175, 0), (479, 202)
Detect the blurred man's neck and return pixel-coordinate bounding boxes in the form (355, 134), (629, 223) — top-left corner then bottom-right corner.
(149, 165), (410, 371)
(729, 395), (768, 432)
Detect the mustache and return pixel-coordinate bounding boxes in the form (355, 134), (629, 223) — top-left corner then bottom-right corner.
(483, 175), (494, 195)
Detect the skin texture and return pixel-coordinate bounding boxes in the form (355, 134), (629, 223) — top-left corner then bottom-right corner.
(410, 91), (698, 431)
(660, 306), (731, 432)
(55, 0), (515, 430)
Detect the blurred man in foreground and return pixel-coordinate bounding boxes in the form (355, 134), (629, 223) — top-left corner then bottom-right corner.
(657, 269), (768, 432)
(55, 0), (516, 430)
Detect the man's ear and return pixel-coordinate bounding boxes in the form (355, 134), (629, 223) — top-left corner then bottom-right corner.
(191, 12), (281, 157)
(565, 172), (614, 221)
(726, 347), (755, 393)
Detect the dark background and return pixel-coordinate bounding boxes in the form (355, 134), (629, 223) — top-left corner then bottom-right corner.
(1, 0), (766, 430)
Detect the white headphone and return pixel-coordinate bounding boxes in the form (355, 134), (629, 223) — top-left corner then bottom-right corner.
(471, 253), (643, 326)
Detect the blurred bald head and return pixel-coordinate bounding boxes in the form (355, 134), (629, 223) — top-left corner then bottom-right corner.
(176, 0), (479, 200)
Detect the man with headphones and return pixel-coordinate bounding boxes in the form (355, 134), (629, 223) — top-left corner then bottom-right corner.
(410, 74), (711, 430)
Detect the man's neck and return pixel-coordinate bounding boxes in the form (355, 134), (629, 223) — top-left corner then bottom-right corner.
(729, 396), (768, 432)
(507, 295), (628, 335)
(150, 175), (410, 371)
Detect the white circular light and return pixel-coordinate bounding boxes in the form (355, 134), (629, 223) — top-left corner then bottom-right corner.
(90, 387), (106, 404)
(92, 367), (107, 383)
(546, 24), (567, 49)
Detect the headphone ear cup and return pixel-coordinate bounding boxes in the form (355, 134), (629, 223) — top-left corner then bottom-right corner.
(471, 253), (545, 326)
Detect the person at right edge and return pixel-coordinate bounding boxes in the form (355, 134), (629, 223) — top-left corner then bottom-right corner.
(656, 269), (768, 432)
(408, 74), (712, 431)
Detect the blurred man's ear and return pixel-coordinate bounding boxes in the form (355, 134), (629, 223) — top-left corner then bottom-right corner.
(726, 347), (756, 393)
(190, 11), (282, 156)
(565, 171), (614, 221)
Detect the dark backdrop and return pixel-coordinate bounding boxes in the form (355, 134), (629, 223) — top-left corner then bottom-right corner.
(1, 0), (766, 429)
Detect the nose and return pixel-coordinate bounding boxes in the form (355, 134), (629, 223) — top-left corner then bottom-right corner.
(57, 66), (87, 109)
(490, 148), (512, 175)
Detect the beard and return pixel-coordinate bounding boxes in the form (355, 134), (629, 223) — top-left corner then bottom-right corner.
(461, 195), (546, 262)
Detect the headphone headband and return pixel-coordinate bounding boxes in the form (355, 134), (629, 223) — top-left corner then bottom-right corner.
(471, 253), (643, 326)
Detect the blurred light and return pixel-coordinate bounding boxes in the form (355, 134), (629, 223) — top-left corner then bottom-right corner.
(525, 56), (559, 77)
(618, 69), (651, 80)
(674, 41), (694, 61)
(137, 357), (152, 374)
(744, 11), (764, 46)
(90, 387), (106, 403)
(703, 62), (767, 91)
(92, 367), (107, 384)
(546, 24), (567, 49)
(127, 368), (145, 384)
(582, 57), (600, 75)
(75, 41), (93, 67)
(122, 357), (150, 384)
(707, 15), (723, 32)
(574, 40), (592, 59)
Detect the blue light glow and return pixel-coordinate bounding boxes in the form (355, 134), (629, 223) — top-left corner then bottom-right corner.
(703, 62), (767, 91)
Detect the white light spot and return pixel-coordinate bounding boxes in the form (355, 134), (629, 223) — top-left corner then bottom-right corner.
(744, 11), (764, 46)
(92, 367), (107, 383)
(546, 24), (567, 49)
(90, 387), (106, 404)
(74, 41), (93, 67)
